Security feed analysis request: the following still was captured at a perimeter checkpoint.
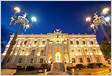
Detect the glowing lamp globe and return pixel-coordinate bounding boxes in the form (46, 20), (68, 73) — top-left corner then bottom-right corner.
(86, 17), (91, 22)
(102, 7), (110, 15)
(31, 16), (37, 22)
(14, 7), (21, 13)
(104, 16), (110, 22)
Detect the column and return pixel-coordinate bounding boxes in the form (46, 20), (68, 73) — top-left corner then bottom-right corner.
(62, 44), (64, 63)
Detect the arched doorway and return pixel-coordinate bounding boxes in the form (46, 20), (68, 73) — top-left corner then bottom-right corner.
(55, 52), (62, 63)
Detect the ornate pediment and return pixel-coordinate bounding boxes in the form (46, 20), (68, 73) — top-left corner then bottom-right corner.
(48, 29), (66, 43)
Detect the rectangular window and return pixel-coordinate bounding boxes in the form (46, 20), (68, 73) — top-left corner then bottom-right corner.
(20, 41), (23, 45)
(42, 41), (45, 44)
(40, 58), (43, 63)
(87, 58), (91, 63)
(41, 50), (44, 56)
(30, 58), (33, 63)
(31, 50), (35, 55)
(76, 41), (79, 45)
(34, 41), (37, 44)
(96, 57), (100, 63)
(72, 50), (74, 52)
(70, 41), (73, 45)
(79, 58), (83, 63)
(83, 41), (85, 45)
(90, 41), (93, 45)
(24, 41), (27, 45)
(72, 58), (75, 63)
(18, 58), (22, 63)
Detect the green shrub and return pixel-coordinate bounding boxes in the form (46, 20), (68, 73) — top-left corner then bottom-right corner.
(76, 64), (84, 70)
(87, 63), (98, 68)
(96, 63), (103, 68)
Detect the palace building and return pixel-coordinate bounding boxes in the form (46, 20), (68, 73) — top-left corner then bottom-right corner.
(2, 29), (106, 68)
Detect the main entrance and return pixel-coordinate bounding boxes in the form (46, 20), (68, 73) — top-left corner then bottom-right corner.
(55, 51), (62, 63)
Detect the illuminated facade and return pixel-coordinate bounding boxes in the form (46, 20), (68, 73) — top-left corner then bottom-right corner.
(2, 29), (106, 68)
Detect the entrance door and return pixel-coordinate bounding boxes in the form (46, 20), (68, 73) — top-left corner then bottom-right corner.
(55, 52), (62, 62)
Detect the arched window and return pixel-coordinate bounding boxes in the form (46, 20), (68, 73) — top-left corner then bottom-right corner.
(24, 41), (27, 45)
(83, 41), (85, 45)
(70, 41), (73, 45)
(42, 41), (45, 44)
(34, 41), (37, 44)
(76, 41), (79, 45)
(90, 41), (93, 45)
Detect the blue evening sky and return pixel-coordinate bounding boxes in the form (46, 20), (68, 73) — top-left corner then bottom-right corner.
(1, 1), (111, 46)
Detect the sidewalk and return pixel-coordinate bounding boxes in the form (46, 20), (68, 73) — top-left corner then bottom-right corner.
(1, 69), (16, 75)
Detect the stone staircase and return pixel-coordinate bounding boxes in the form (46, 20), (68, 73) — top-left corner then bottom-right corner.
(47, 63), (67, 75)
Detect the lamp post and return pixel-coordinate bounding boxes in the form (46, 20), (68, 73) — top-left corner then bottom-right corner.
(2, 7), (36, 68)
(85, 7), (111, 43)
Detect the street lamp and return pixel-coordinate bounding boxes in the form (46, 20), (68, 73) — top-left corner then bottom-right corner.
(1, 6), (34, 68)
(85, 7), (110, 43)
(86, 7), (110, 30)
(101, 7), (110, 15)
(14, 7), (21, 13)
(86, 16), (91, 22)
(31, 16), (37, 22)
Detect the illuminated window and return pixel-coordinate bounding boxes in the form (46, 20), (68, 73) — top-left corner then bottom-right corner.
(55, 52), (61, 62)
(87, 58), (91, 63)
(76, 41), (79, 45)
